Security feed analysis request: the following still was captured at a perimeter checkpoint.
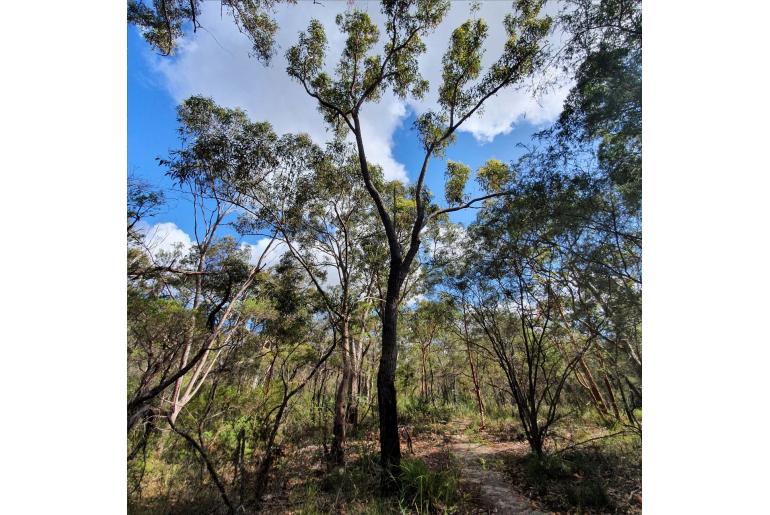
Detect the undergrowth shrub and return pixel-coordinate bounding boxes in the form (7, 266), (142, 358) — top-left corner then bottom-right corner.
(520, 448), (622, 511)
(566, 478), (611, 510)
(400, 398), (456, 432)
(525, 453), (573, 483)
(398, 457), (460, 514)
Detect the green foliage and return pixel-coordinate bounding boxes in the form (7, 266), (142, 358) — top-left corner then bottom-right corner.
(294, 8), (423, 134)
(128, 2), (642, 513)
(566, 479), (611, 510)
(400, 397), (453, 427)
(127, 294), (190, 390)
(525, 453), (573, 482)
(240, 296), (277, 321)
(128, 0), (290, 61)
(476, 158), (510, 193)
(127, 0), (186, 55)
(438, 19), (487, 114)
(337, 11), (381, 97)
(557, 0), (642, 209)
(413, 111), (452, 154)
(127, 175), (164, 229)
(286, 1), (451, 127)
(399, 457), (460, 514)
(168, 95), (282, 188)
(481, 0), (552, 94)
(444, 161), (470, 205)
(516, 439), (637, 512)
(286, 18), (330, 110)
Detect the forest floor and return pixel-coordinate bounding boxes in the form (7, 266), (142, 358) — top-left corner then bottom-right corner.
(445, 434), (546, 513)
(401, 417), (545, 514)
(263, 415), (641, 514)
(433, 417), (640, 514)
(130, 413), (641, 514)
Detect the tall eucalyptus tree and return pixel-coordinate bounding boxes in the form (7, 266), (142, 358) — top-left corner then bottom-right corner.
(285, 0), (553, 485)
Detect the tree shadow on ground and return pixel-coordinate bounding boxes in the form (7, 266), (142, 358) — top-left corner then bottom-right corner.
(504, 443), (642, 514)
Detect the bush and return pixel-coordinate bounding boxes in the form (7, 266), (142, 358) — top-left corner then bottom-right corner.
(398, 457), (460, 514)
(319, 450), (379, 495)
(566, 479), (611, 509)
(524, 453), (573, 482)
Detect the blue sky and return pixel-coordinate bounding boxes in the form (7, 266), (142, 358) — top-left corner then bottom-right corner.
(128, 30), (194, 236)
(390, 113), (539, 226)
(128, 1), (570, 252)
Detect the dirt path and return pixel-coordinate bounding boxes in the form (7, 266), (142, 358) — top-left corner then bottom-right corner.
(447, 434), (546, 514)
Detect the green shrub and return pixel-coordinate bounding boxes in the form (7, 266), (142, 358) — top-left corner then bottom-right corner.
(320, 450), (380, 496)
(524, 453), (573, 482)
(297, 481), (321, 514)
(566, 479), (611, 509)
(398, 457), (460, 514)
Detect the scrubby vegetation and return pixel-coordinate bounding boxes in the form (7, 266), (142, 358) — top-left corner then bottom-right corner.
(128, 0), (641, 513)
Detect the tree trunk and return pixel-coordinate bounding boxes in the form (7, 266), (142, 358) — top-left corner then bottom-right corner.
(330, 321), (351, 465)
(263, 355), (276, 397)
(578, 357), (612, 418)
(377, 267), (401, 492)
(529, 412), (544, 457)
(420, 344), (428, 400)
(466, 343), (485, 429)
(462, 303), (485, 428)
(254, 392), (289, 504)
(602, 373), (622, 421)
(347, 332), (362, 430)
(429, 360), (437, 408)
(170, 275), (202, 423)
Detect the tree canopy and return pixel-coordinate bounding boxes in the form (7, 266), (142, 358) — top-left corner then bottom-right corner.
(127, 1), (642, 512)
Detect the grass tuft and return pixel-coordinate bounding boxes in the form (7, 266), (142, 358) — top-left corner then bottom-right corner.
(398, 457), (461, 514)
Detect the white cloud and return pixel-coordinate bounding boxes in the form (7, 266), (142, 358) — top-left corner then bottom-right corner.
(241, 238), (287, 269)
(139, 224), (341, 291)
(408, 0), (572, 143)
(357, 97), (409, 182)
(149, 7), (334, 141)
(459, 82), (571, 142)
(427, 223), (469, 261)
(146, 1), (570, 181)
(241, 239), (343, 288)
(405, 293), (427, 309)
(142, 222), (193, 256)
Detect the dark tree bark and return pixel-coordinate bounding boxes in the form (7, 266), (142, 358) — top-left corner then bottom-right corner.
(346, 334), (361, 430)
(330, 321), (352, 465)
(377, 266), (402, 491)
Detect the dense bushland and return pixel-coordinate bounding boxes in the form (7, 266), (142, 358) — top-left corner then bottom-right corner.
(128, 0), (641, 512)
